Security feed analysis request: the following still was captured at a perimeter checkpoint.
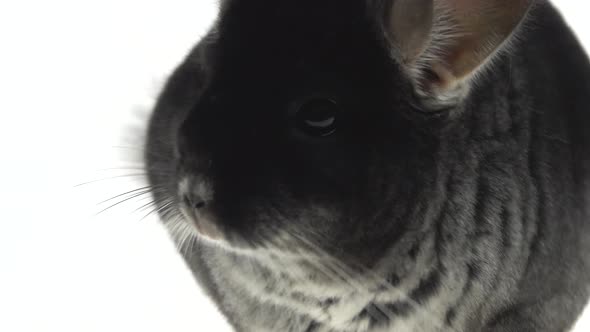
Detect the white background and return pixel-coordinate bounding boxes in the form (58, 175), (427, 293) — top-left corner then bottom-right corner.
(0, 1), (588, 331)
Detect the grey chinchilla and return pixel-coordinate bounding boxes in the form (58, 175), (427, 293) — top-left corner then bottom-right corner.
(144, 0), (590, 331)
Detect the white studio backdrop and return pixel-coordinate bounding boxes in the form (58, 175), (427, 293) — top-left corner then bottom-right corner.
(0, 1), (588, 331)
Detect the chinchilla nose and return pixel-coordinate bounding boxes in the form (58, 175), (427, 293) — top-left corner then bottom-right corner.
(179, 176), (214, 210)
(178, 176), (223, 240)
(183, 192), (207, 210)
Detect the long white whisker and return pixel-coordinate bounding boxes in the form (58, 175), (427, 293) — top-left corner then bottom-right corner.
(97, 186), (156, 205)
(74, 174), (150, 187)
(140, 200), (175, 221)
(286, 228), (451, 331)
(288, 230), (396, 323)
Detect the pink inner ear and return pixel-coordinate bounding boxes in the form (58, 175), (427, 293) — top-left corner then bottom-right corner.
(387, 0), (532, 94)
(389, 0), (434, 63)
(424, 0), (533, 88)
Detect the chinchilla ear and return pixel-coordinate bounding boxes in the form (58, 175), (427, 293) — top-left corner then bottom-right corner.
(383, 0), (533, 104)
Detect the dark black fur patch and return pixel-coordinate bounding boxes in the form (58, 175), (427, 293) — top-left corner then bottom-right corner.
(377, 273), (401, 292)
(410, 270), (441, 303)
(304, 321), (320, 332)
(445, 307), (457, 326)
(408, 242), (421, 260)
(385, 301), (413, 316)
(354, 300), (413, 329)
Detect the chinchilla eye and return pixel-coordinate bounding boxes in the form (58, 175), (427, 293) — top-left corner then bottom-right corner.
(295, 98), (338, 137)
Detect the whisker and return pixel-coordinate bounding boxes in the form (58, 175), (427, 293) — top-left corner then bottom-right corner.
(167, 216), (184, 236)
(253, 233), (339, 322)
(92, 166), (173, 174)
(286, 230), (397, 325)
(97, 186), (158, 205)
(285, 228), (451, 331)
(111, 145), (170, 159)
(160, 203), (179, 221)
(140, 199), (176, 221)
(270, 226), (393, 326)
(74, 173), (151, 187)
(162, 213), (199, 256)
(95, 189), (157, 216)
(178, 223), (196, 254)
(134, 199), (159, 214)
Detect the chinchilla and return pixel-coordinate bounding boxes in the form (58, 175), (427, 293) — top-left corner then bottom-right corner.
(144, 0), (590, 331)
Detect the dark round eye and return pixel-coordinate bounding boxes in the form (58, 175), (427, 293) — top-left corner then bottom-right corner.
(295, 98), (339, 137)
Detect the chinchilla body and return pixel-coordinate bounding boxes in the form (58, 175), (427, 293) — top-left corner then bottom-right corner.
(144, 0), (590, 331)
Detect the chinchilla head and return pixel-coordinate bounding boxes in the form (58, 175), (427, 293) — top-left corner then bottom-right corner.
(146, 0), (533, 265)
